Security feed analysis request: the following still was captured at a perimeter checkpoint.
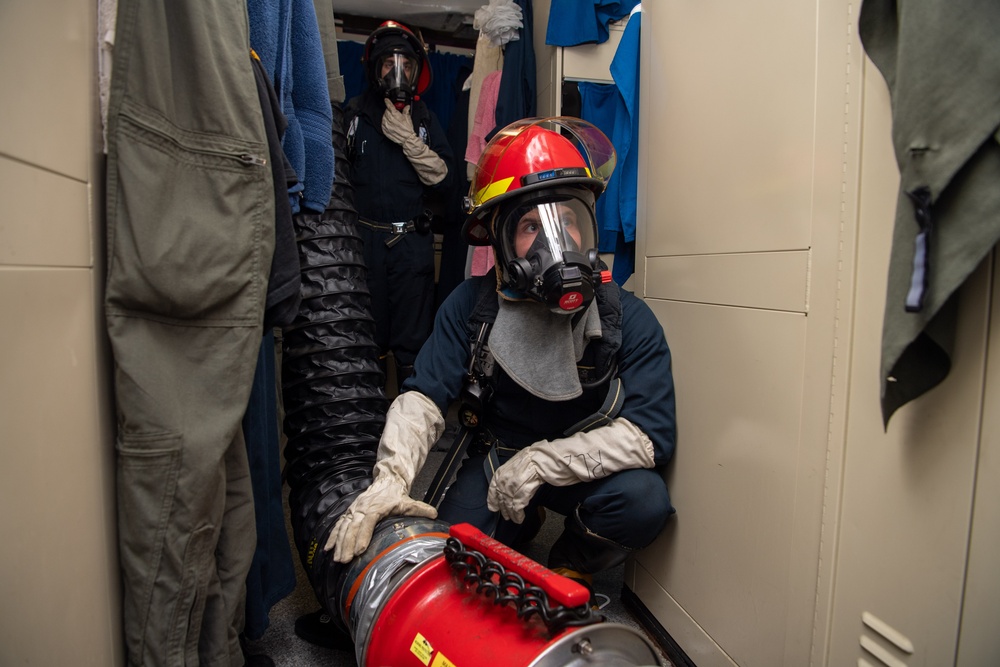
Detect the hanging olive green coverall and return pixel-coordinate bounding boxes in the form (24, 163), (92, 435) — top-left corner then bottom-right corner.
(105, 1), (274, 664)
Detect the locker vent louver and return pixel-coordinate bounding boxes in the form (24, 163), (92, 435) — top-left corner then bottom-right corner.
(859, 611), (914, 667)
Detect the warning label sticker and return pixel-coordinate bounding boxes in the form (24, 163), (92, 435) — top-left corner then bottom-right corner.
(410, 633), (433, 666)
(431, 651), (457, 667)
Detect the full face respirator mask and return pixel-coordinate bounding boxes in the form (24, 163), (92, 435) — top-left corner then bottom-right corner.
(363, 22), (432, 110)
(375, 51), (419, 109)
(495, 189), (603, 313)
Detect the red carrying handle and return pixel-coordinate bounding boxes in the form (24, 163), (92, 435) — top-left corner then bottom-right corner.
(449, 523), (591, 608)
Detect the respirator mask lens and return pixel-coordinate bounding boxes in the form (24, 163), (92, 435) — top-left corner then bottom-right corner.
(377, 52), (418, 104)
(500, 195), (599, 312)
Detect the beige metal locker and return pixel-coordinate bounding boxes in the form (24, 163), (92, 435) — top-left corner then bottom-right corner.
(822, 68), (995, 667)
(0, 0), (122, 665)
(627, 1), (1000, 666)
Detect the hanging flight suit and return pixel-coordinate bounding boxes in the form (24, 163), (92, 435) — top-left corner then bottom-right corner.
(859, 0), (1000, 426)
(105, 1), (273, 664)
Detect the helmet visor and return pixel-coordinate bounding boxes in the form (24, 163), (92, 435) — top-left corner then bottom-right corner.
(377, 52), (419, 93)
(498, 195), (597, 270)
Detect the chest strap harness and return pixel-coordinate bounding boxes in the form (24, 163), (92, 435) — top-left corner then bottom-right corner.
(422, 320), (625, 516)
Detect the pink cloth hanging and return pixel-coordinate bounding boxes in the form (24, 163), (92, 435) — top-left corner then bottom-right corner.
(466, 68), (503, 278)
(465, 70), (504, 166)
(470, 245), (496, 277)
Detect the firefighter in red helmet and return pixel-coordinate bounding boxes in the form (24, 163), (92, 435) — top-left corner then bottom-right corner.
(345, 20), (453, 391)
(328, 118), (676, 604)
(463, 118), (618, 313)
(362, 19), (433, 109)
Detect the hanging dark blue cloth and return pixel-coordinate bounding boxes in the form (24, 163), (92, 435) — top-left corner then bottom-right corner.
(250, 52), (302, 330)
(247, 0), (334, 214)
(240, 45), (300, 643)
(420, 51), (473, 134)
(337, 39), (366, 102)
(436, 60), (475, 310)
(242, 330), (297, 640)
(492, 0), (537, 133)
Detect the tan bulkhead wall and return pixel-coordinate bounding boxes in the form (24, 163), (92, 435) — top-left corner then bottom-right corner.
(1, 0), (123, 665)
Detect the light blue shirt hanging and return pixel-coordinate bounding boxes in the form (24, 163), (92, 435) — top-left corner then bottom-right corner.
(575, 7), (641, 284)
(607, 6), (641, 284)
(578, 81), (619, 254)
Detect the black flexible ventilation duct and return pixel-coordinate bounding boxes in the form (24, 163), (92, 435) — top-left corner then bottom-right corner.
(281, 102), (386, 614)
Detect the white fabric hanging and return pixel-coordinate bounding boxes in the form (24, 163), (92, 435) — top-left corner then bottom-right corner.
(474, 0), (523, 47)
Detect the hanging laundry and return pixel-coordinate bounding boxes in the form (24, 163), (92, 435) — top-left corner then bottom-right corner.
(466, 70), (503, 167)
(474, 0), (523, 47)
(248, 0), (334, 214)
(577, 81), (619, 254)
(312, 0), (347, 103)
(98, 0), (118, 151)
(606, 5), (641, 285)
(545, 0), (640, 47)
(574, 6), (641, 284)
(859, 0), (1000, 426)
(492, 0), (537, 134)
(465, 34), (505, 180)
(465, 61), (502, 281)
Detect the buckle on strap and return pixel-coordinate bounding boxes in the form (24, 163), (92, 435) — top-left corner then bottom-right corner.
(358, 217), (415, 234)
(357, 219), (415, 248)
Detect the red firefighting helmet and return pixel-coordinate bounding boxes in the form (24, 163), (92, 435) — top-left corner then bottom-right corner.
(462, 117), (616, 246)
(362, 20), (433, 99)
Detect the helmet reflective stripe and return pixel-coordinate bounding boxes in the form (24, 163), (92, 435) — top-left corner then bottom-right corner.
(472, 177), (516, 208)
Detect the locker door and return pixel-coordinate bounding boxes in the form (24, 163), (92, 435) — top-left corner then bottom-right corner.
(824, 63), (994, 667)
(629, 1), (864, 665)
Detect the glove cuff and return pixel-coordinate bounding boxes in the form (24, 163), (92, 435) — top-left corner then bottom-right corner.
(531, 418), (656, 486)
(374, 391), (445, 491)
(402, 137), (448, 186)
(401, 134), (427, 157)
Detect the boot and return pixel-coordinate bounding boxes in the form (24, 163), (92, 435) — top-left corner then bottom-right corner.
(293, 609), (355, 652)
(239, 633), (275, 667)
(547, 506), (632, 576)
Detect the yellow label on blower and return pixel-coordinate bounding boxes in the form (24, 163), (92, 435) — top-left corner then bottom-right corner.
(410, 633), (433, 665)
(431, 652), (457, 667)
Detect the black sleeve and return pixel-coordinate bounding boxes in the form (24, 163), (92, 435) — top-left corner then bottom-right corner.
(617, 289), (677, 465)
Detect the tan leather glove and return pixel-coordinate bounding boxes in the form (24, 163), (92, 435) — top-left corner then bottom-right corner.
(381, 99), (416, 144)
(486, 418), (656, 523)
(325, 391), (445, 563)
(381, 99), (448, 186)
